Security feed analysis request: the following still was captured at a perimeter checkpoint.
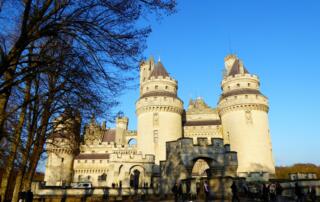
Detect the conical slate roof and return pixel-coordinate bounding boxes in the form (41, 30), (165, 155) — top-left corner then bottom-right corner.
(228, 59), (249, 76)
(149, 61), (169, 78)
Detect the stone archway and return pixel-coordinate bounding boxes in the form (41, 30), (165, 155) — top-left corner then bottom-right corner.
(192, 158), (210, 178)
(160, 137), (238, 198)
(129, 165), (145, 188)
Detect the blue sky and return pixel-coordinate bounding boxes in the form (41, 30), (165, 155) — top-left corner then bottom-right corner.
(112, 0), (320, 166)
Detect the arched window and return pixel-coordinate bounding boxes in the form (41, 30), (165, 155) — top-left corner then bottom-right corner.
(128, 138), (137, 147)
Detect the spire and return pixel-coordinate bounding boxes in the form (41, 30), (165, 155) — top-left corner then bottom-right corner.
(224, 54), (249, 76)
(149, 61), (170, 78)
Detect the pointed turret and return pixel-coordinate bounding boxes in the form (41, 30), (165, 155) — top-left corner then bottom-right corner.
(218, 55), (275, 180)
(136, 57), (183, 164)
(149, 61), (170, 78)
(224, 54), (249, 77)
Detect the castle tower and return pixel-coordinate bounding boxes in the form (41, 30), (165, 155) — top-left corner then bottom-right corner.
(136, 58), (183, 163)
(44, 110), (81, 186)
(218, 55), (275, 178)
(115, 116), (128, 145)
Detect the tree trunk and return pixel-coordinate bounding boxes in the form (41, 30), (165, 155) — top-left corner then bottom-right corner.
(12, 78), (39, 202)
(22, 88), (53, 191)
(12, 113), (34, 201)
(0, 79), (32, 201)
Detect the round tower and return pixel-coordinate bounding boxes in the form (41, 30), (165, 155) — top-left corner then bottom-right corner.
(218, 55), (275, 179)
(44, 110), (80, 186)
(136, 58), (183, 164)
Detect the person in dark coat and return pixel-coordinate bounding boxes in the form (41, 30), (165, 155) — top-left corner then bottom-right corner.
(196, 182), (201, 197)
(25, 189), (33, 202)
(231, 181), (240, 202)
(262, 183), (269, 202)
(275, 182), (283, 201)
(171, 182), (179, 202)
(178, 182), (183, 201)
(309, 186), (316, 202)
(295, 182), (303, 202)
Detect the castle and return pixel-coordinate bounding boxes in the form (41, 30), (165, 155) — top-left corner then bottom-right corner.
(44, 55), (275, 193)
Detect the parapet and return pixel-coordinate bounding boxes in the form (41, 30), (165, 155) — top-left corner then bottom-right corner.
(109, 153), (155, 163)
(223, 73), (259, 83)
(166, 137), (230, 157)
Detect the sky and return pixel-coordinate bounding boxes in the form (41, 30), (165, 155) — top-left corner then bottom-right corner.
(112, 0), (320, 167)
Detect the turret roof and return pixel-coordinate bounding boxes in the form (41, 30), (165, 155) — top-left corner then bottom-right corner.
(224, 54), (250, 76)
(228, 59), (249, 76)
(149, 61), (169, 78)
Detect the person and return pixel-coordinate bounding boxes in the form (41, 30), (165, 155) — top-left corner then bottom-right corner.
(262, 183), (269, 202)
(269, 182), (276, 201)
(186, 181), (191, 201)
(196, 182), (201, 199)
(309, 186), (316, 202)
(171, 182), (179, 202)
(204, 181), (210, 202)
(294, 182), (303, 202)
(18, 191), (24, 202)
(275, 182), (283, 201)
(178, 182), (183, 201)
(231, 181), (240, 202)
(25, 189), (33, 202)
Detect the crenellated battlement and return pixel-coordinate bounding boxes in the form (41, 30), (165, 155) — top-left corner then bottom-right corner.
(148, 75), (177, 83)
(136, 104), (184, 115)
(223, 73), (258, 81)
(219, 92), (268, 105)
(109, 153), (155, 163)
(80, 142), (137, 150)
(166, 137), (232, 154)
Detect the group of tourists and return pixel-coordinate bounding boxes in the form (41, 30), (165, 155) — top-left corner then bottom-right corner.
(171, 180), (210, 202)
(294, 182), (317, 202)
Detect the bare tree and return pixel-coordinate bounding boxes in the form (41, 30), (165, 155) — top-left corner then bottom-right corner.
(0, 0), (176, 201)
(0, 0), (176, 145)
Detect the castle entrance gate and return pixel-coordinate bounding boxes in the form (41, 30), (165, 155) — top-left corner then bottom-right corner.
(129, 165), (145, 188)
(160, 137), (238, 199)
(190, 158), (210, 197)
